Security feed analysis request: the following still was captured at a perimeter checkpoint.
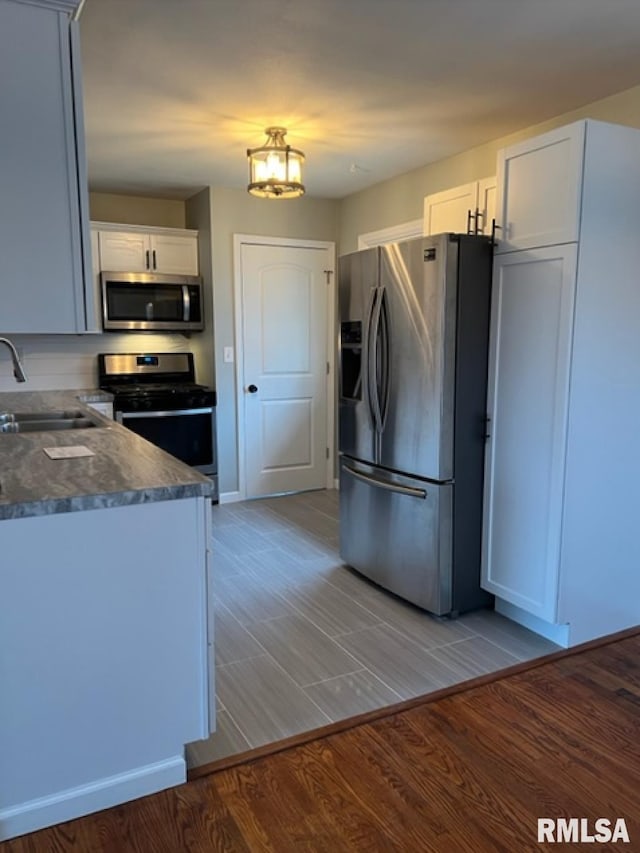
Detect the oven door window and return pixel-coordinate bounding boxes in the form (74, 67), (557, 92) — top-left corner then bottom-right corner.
(106, 283), (185, 322)
(121, 410), (213, 466)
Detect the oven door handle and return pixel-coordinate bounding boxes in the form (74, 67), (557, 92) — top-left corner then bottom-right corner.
(118, 407), (214, 421)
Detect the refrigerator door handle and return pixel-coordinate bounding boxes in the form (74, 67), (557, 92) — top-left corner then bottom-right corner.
(378, 286), (390, 429)
(342, 463), (427, 499)
(367, 287), (382, 432)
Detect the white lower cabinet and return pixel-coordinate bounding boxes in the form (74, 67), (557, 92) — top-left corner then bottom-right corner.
(0, 497), (212, 841)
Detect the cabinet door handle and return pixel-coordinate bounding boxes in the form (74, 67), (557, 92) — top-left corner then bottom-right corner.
(466, 209), (476, 235)
(475, 208), (483, 234)
(152, 249), (157, 270)
(145, 249), (150, 269)
(491, 219), (502, 246)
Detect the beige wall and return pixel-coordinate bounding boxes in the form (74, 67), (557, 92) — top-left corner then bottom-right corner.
(185, 188), (215, 387)
(89, 192), (187, 228)
(188, 187), (339, 495)
(338, 82), (640, 253)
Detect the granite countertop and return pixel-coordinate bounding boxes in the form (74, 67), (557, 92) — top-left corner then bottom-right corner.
(0, 389), (214, 520)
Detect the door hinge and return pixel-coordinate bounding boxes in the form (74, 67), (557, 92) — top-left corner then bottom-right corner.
(483, 415), (492, 441)
(324, 270), (334, 285)
(326, 361), (330, 375)
(326, 447), (330, 459)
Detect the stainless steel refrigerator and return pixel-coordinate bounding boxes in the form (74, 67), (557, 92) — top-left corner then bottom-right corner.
(338, 233), (493, 616)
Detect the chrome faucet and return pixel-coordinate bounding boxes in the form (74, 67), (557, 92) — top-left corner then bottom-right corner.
(0, 337), (27, 383)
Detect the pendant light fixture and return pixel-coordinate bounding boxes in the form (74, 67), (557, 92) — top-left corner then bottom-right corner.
(247, 127), (305, 198)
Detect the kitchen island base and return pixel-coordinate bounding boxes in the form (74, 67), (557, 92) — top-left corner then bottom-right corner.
(0, 496), (213, 841)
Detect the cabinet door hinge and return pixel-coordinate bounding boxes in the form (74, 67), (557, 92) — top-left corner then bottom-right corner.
(483, 415), (492, 441)
(326, 447), (330, 459)
(326, 361), (330, 375)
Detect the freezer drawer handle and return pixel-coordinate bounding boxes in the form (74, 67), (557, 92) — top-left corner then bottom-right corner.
(343, 464), (427, 499)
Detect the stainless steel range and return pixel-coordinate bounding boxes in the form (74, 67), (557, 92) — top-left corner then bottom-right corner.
(98, 352), (218, 501)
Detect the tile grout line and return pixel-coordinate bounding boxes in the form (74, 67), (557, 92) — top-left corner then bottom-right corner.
(213, 706), (253, 752)
(302, 666), (405, 703)
(239, 621), (360, 714)
(438, 631), (531, 662)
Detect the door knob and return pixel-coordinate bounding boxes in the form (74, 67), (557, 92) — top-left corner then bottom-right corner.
(247, 384), (258, 393)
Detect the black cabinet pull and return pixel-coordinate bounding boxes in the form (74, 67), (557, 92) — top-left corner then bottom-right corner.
(152, 249), (157, 269)
(145, 249), (150, 269)
(491, 218), (502, 246)
(466, 209), (475, 234)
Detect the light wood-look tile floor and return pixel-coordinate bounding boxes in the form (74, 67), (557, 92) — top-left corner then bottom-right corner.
(186, 488), (560, 768)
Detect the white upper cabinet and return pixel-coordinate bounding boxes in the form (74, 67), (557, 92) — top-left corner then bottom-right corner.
(150, 233), (199, 275)
(98, 231), (150, 273)
(423, 177), (496, 236)
(493, 122), (585, 253)
(424, 182), (477, 235)
(477, 177), (497, 238)
(0, 0), (93, 334)
(93, 225), (199, 275)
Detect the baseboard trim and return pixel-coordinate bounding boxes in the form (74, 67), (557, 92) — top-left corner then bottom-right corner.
(219, 491), (243, 504)
(0, 756), (185, 842)
(495, 598), (571, 647)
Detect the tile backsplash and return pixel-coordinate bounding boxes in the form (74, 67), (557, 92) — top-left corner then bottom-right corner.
(0, 333), (195, 392)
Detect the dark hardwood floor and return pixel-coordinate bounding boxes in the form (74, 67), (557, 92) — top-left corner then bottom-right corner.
(3, 632), (639, 852)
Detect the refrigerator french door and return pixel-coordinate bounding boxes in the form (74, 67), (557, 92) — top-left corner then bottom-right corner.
(338, 233), (493, 616)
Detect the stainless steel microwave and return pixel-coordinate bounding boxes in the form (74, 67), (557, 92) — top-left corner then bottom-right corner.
(101, 272), (204, 332)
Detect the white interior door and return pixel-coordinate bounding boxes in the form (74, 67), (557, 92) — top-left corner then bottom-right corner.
(239, 239), (333, 498)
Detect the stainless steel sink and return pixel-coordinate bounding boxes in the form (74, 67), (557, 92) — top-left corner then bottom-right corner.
(0, 411), (97, 433)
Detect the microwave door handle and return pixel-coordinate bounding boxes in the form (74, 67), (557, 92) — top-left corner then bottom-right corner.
(182, 284), (190, 322)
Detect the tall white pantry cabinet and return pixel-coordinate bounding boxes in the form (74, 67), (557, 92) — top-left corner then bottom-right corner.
(482, 119), (640, 647)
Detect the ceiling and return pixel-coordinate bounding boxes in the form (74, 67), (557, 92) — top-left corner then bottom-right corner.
(79, 0), (640, 200)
